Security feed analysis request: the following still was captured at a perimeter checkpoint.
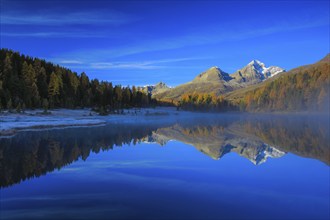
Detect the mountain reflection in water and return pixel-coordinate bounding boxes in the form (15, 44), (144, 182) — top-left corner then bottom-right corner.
(0, 114), (329, 188)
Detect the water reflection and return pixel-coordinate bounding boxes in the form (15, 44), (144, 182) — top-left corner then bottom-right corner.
(0, 114), (328, 188)
(147, 115), (329, 165)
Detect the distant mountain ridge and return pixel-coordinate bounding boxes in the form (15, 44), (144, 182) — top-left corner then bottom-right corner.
(141, 82), (171, 96)
(152, 60), (285, 101)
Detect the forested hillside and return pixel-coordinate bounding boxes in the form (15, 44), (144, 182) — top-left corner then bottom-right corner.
(0, 49), (153, 112)
(154, 61), (285, 102)
(178, 54), (329, 113)
(240, 54), (329, 112)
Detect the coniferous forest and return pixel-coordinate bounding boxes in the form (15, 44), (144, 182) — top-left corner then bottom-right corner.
(0, 49), (154, 112)
(1, 49), (329, 113)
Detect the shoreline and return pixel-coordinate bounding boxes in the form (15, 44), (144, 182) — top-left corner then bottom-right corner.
(0, 107), (179, 137)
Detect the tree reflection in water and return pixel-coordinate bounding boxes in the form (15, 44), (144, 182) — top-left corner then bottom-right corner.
(0, 114), (328, 188)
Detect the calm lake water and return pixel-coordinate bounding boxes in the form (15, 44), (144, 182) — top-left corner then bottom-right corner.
(0, 114), (329, 220)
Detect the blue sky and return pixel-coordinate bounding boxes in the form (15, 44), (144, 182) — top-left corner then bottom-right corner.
(1, 0), (329, 86)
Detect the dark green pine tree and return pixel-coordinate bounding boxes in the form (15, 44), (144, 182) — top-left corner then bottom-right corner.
(2, 54), (20, 108)
(0, 67), (4, 109)
(48, 72), (62, 107)
(114, 85), (123, 108)
(79, 72), (91, 107)
(122, 86), (132, 107)
(22, 62), (40, 107)
(36, 66), (48, 100)
(132, 86), (137, 106)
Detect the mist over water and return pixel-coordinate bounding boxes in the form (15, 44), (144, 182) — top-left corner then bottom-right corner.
(0, 113), (329, 220)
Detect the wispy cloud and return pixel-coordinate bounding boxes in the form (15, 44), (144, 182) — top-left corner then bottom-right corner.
(89, 57), (207, 70)
(1, 32), (106, 38)
(1, 10), (134, 26)
(91, 62), (160, 70)
(0, 8), (135, 38)
(57, 60), (84, 64)
(53, 17), (329, 60)
(50, 57), (208, 71)
(45, 17), (328, 71)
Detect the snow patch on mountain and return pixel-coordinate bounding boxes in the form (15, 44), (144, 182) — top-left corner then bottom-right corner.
(252, 144), (286, 165)
(248, 60), (285, 79)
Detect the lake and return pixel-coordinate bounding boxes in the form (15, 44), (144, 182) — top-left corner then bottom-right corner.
(0, 114), (329, 220)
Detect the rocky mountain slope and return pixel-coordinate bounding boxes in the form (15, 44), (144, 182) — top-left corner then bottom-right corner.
(231, 60), (285, 85)
(141, 82), (171, 97)
(153, 60), (285, 102)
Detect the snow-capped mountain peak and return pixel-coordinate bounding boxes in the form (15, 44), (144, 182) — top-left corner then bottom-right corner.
(231, 60), (285, 85)
(247, 60), (285, 79)
(248, 59), (265, 67)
